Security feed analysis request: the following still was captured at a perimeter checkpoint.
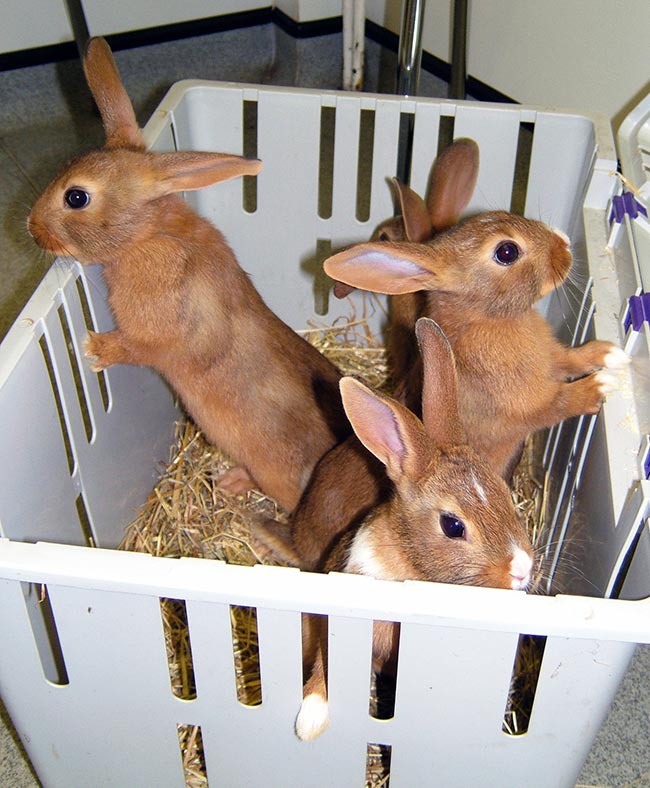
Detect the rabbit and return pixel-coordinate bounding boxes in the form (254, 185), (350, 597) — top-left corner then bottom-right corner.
(259, 318), (535, 741)
(324, 199), (629, 480)
(332, 138), (480, 397)
(27, 37), (350, 513)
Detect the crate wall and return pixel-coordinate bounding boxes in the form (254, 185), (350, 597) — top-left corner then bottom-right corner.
(1, 83), (648, 788)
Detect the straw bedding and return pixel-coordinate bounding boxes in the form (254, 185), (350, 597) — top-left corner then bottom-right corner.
(119, 308), (547, 785)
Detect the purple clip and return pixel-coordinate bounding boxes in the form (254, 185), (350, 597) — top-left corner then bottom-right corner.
(626, 293), (650, 332)
(609, 191), (649, 224)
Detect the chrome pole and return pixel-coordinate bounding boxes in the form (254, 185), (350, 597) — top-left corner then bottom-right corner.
(448, 0), (468, 99)
(396, 0), (426, 182)
(63, 0), (90, 56)
(396, 0), (426, 98)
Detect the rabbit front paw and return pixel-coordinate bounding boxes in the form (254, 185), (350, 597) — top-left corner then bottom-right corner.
(602, 345), (630, 370)
(83, 330), (128, 371)
(576, 370), (620, 415)
(559, 340), (629, 378)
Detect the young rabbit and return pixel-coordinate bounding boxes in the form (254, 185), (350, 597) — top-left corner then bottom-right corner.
(332, 138), (480, 396)
(27, 37), (349, 513)
(278, 318), (535, 741)
(324, 202), (629, 480)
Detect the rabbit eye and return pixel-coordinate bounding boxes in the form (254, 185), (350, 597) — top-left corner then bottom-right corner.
(440, 513), (465, 539)
(493, 240), (520, 266)
(64, 188), (90, 210)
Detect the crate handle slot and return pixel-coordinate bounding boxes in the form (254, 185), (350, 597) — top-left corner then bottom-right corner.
(161, 597), (197, 701)
(20, 581), (69, 687)
(318, 105), (336, 219)
(242, 99), (258, 214)
(502, 633), (547, 736)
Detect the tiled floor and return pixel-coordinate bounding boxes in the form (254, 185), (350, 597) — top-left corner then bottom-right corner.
(0, 21), (649, 788)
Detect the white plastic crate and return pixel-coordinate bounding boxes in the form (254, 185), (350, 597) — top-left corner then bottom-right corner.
(1, 82), (650, 788)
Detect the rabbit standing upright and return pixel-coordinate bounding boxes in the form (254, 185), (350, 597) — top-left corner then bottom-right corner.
(27, 38), (349, 512)
(325, 176), (629, 479)
(252, 318), (534, 740)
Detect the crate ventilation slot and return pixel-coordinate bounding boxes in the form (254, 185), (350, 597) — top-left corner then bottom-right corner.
(231, 605), (262, 706)
(313, 238), (333, 316)
(75, 274), (110, 412)
(318, 106), (335, 219)
(21, 583), (69, 687)
(242, 100), (258, 214)
(367, 743), (392, 782)
(161, 598), (197, 700)
(369, 621), (400, 721)
(356, 109), (375, 221)
(39, 334), (75, 476)
(502, 634), (547, 736)
(176, 724), (207, 787)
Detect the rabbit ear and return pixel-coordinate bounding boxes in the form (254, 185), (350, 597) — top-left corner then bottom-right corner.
(391, 179), (433, 242)
(415, 318), (466, 447)
(427, 138), (479, 231)
(339, 377), (429, 482)
(323, 242), (442, 295)
(83, 37), (144, 151)
(151, 151), (262, 194)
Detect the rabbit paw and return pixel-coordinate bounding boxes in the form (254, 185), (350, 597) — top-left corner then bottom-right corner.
(602, 346), (630, 370)
(83, 331), (110, 372)
(295, 694), (330, 741)
(583, 370), (619, 413)
(217, 466), (256, 497)
(594, 370), (620, 395)
(562, 340), (629, 378)
(83, 330), (131, 371)
(584, 341), (630, 371)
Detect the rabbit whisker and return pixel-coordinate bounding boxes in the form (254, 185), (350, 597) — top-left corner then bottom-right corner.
(0, 143), (42, 197)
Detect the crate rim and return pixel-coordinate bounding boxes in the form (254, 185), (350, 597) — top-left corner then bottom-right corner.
(1, 537), (649, 645)
(142, 77), (618, 171)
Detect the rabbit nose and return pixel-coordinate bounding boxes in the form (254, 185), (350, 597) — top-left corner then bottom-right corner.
(509, 548), (533, 590)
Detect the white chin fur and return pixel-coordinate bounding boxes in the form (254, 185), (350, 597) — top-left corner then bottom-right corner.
(345, 528), (394, 579)
(296, 694), (330, 741)
(509, 548), (533, 590)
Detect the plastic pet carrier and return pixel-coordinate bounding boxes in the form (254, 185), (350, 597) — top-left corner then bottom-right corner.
(1, 82), (649, 787)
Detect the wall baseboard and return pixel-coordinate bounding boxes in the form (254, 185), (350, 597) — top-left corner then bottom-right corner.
(0, 8), (272, 70)
(0, 6), (516, 105)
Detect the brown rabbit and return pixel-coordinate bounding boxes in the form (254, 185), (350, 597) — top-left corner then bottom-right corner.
(324, 206), (629, 480)
(333, 138), (480, 395)
(27, 37), (349, 513)
(261, 318), (534, 741)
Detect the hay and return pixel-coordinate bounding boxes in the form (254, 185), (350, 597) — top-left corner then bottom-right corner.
(119, 310), (547, 783)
